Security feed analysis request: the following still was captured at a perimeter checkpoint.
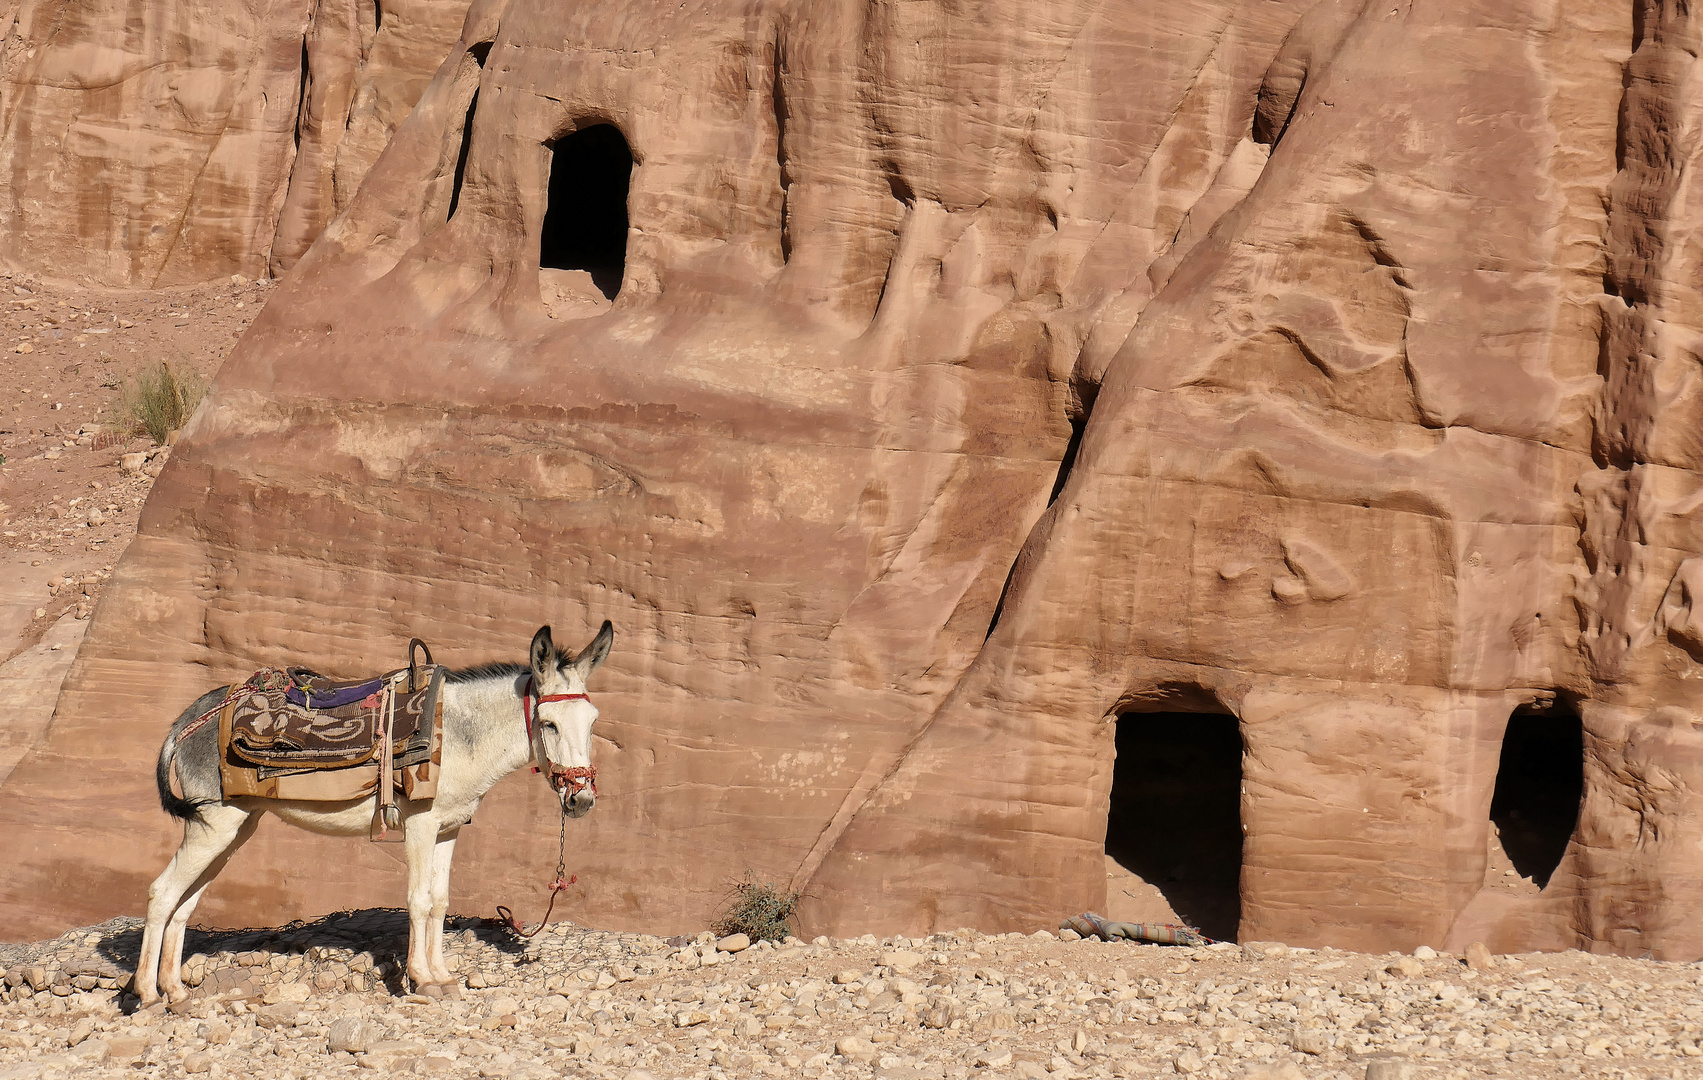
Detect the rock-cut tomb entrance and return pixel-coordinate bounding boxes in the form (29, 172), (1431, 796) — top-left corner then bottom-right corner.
(1105, 711), (1244, 942)
(1488, 700), (1584, 890)
(539, 123), (633, 317)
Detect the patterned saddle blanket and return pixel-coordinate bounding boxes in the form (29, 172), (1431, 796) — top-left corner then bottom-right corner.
(199, 642), (447, 809)
(224, 666), (443, 773)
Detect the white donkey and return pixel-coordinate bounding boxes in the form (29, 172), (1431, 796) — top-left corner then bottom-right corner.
(136, 621), (613, 1004)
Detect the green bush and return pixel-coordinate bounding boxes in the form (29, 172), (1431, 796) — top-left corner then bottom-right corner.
(712, 877), (801, 943)
(119, 362), (204, 445)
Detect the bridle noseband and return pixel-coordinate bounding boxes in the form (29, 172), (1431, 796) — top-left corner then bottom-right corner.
(523, 678), (597, 796)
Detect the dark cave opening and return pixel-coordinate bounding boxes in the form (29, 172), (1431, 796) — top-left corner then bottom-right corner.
(1107, 712), (1243, 942)
(1489, 704), (1585, 888)
(540, 123), (632, 301)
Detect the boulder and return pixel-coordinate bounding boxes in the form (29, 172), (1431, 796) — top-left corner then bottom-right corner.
(326, 1016), (373, 1054)
(834, 1037), (875, 1061)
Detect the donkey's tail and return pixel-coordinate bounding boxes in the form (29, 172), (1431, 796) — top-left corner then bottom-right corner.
(156, 695), (224, 822)
(156, 731), (208, 821)
(158, 686), (233, 820)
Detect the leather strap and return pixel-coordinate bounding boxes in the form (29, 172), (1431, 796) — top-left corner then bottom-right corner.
(522, 678), (590, 776)
(408, 639), (434, 693)
(371, 683), (397, 840)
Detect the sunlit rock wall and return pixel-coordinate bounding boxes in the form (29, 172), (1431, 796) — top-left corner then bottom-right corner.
(1, 0), (1700, 961)
(0, 0), (470, 284)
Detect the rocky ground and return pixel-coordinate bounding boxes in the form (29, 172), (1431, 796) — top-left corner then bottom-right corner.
(0, 912), (1697, 1080)
(0, 267), (270, 663)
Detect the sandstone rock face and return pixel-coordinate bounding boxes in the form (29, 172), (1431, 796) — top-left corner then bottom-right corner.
(1, 0), (1701, 963)
(0, 612), (87, 788)
(0, 0), (470, 285)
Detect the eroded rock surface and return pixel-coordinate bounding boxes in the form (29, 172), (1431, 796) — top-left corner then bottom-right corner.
(0, 0), (1701, 964)
(0, 612), (85, 787)
(0, 0), (471, 285)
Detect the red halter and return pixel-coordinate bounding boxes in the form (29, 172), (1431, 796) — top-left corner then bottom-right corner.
(523, 679), (596, 795)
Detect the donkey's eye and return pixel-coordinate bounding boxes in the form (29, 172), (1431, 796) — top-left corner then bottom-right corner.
(542, 722), (557, 733)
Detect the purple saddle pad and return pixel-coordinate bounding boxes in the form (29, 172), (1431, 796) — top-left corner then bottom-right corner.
(284, 678), (385, 710)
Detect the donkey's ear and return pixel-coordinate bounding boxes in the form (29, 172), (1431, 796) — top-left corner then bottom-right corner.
(529, 626), (554, 678)
(570, 620), (614, 678)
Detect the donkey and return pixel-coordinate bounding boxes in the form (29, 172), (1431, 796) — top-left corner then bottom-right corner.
(135, 621), (613, 1005)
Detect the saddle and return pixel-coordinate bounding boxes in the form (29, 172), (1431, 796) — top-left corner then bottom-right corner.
(215, 641), (445, 819)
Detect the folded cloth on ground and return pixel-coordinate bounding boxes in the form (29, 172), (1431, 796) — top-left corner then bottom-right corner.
(1061, 912), (1217, 946)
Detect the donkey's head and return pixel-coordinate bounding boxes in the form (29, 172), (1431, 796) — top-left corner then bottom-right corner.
(527, 620), (613, 817)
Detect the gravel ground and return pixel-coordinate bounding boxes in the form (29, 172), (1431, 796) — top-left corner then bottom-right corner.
(1, 911), (1701, 1080)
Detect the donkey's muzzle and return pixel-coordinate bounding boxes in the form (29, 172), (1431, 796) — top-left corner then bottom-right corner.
(548, 764), (596, 794)
(549, 765), (596, 816)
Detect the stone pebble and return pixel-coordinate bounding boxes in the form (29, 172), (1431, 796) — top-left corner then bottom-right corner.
(0, 911), (1699, 1080)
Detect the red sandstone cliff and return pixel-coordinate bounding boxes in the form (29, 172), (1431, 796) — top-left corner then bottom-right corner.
(0, 0), (1699, 960)
(0, 0), (470, 284)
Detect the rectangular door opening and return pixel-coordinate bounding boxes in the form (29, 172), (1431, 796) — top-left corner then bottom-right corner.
(1488, 701), (1584, 890)
(1106, 711), (1243, 942)
(541, 123), (632, 303)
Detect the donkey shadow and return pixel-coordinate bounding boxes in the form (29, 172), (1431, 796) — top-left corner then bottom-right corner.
(96, 908), (528, 1001)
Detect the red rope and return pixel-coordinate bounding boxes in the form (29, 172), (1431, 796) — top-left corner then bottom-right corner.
(495, 774), (581, 938)
(495, 875), (577, 938)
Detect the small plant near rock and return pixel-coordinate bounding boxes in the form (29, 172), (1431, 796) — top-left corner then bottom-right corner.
(118, 361), (203, 445)
(712, 876), (801, 943)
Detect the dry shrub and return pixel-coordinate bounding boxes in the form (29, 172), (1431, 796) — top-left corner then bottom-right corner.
(119, 361), (204, 445)
(712, 877), (801, 943)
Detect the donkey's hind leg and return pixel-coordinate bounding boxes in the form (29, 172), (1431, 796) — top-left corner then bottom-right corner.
(157, 811), (261, 1002)
(135, 804), (256, 1004)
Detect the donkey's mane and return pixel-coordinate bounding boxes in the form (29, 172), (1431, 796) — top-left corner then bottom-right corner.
(444, 662), (528, 685)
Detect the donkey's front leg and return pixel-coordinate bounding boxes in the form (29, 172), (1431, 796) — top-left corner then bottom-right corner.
(402, 810), (443, 991)
(426, 828), (460, 985)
